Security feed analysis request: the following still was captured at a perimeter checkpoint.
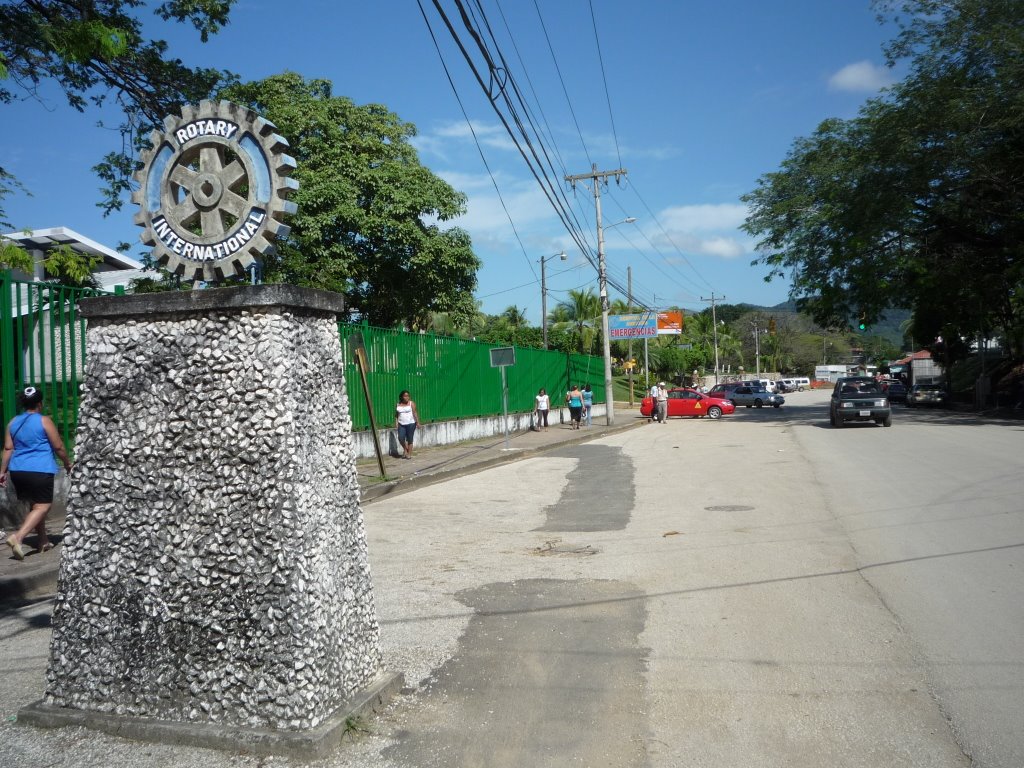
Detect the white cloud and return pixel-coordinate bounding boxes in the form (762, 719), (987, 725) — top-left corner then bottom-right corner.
(428, 119), (517, 152)
(828, 60), (895, 93)
(659, 203), (748, 233)
(697, 236), (745, 259)
(644, 203), (752, 260)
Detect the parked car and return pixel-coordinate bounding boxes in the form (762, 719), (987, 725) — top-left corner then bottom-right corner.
(708, 382), (743, 398)
(829, 376), (891, 427)
(884, 380), (908, 403)
(728, 385), (785, 408)
(907, 383), (947, 407)
(640, 387), (736, 419)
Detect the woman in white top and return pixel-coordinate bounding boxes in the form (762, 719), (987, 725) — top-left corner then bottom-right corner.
(395, 390), (420, 459)
(535, 388), (550, 430)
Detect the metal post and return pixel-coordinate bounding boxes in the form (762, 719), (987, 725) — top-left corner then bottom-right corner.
(622, 266), (630, 409)
(540, 256), (548, 350)
(501, 365), (510, 450)
(702, 293), (724, 385)
(644, 335), (649, 390)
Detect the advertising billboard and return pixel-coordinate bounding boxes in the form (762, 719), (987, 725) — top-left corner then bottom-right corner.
(657, 311), (684, 335)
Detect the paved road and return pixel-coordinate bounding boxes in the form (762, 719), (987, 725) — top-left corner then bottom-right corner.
(2, 391), (1021, 767)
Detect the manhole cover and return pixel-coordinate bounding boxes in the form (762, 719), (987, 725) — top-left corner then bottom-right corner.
(704, 505), (755, 512)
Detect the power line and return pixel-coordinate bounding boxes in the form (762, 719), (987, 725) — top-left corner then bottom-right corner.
(624, 181), (718, 293)
(532, 0), (592, 168)
(588, 0), (622, 169)
(417, 0), (538, 281)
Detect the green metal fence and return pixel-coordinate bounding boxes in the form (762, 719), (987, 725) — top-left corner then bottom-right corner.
(0, 272), (606, 446)
(0, 271), (111, 453)
(337, 325), (606, 430)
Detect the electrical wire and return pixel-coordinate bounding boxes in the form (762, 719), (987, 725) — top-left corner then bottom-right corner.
(418, 0), (538, 281)
(589, 0), (622, 169)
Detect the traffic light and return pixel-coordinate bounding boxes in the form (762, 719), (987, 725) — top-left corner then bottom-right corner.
(768, 317), (777, 335)
(857, 311), (867, 331)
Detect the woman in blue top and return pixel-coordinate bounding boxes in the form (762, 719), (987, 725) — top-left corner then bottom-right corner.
(582, 383), (594, 427)
(2, 387), (73, 560)
(566, 385), (584, 430)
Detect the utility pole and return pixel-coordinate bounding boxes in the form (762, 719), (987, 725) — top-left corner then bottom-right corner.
(627, 266), (634, 408)
(565, 164), (627, 426)
(751, 320), (762, 379)
(539, 251), (566, 350)
(701, 293), (724, 384)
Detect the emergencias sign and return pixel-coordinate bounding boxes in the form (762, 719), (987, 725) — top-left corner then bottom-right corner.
(608, 313), (658, 339)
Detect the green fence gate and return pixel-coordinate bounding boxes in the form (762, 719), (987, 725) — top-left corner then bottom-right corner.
(0, 271), (112, 453)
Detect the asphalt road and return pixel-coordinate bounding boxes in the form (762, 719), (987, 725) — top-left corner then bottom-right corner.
(2, 390), (1021, 768)
(368, 389), (1020, 768)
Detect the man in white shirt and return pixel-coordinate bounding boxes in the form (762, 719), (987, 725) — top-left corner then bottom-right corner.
(656, 382), (669, 424)
(649, 382), (660, 422)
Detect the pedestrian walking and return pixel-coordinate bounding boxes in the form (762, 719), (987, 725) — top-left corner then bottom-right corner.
(582, 383), (594, 427)
(656, 382), (669, 424)
(535, 388), (550, 430)
(649, 381), (660, 423)
(566, 384), (583, 430)
(2, 386), (73, 560)
(395, 390), (419, 460)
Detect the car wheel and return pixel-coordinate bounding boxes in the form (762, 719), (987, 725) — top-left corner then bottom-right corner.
(707, 406), (722, 420)
(773, 403), (781, 408)
(745, 404), (752, 408)
(829, 409), (836, 426)
(754, 399), (763, 408)
(882, 414), (892, 427)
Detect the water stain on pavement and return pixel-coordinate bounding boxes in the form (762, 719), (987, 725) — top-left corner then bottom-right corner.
(536, 444), (635, 531)
(384, 578), (648, 768)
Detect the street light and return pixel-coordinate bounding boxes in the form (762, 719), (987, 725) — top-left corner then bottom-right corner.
(538, 250), (566, 349)
(596, 216), (637, 426)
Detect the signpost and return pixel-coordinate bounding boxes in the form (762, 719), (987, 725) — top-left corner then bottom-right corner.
(490, 346), (516, 450)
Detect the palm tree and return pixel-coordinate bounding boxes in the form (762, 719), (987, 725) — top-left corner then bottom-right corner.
(502, 305), (528, 329)
(554, 288), (601, 354)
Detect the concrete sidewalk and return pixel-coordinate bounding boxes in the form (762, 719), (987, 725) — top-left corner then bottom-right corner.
(1, 408), (646, 604)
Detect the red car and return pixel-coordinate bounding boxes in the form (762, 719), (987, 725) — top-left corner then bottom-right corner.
(640, 387), (736, 420)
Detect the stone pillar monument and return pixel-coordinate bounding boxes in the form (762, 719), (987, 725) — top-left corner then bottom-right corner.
(20, 286), (401, 757)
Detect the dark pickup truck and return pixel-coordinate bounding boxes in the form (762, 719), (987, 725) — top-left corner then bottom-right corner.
(829, 376), (892, 427)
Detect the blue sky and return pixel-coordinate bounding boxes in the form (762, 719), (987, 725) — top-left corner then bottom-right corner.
(1, 0), (899, 321)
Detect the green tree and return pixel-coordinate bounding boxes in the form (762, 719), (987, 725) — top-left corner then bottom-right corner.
(220, 73), (480, 329)
(0, 0), (238, 216)
(553, 288), (600, 355)
(743, 0), (1024, 362)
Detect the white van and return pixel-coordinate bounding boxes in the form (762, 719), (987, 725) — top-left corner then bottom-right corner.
(756, 379), (777, 393)
(779, 377), (810, 391)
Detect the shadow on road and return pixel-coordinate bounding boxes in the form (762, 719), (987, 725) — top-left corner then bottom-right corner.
(726, 401), (1024, 430)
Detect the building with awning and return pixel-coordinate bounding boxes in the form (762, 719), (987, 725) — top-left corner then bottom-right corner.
(2, 226), (144, 289)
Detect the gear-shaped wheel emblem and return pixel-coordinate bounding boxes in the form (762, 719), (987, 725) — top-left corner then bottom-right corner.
(132, 100), (298, 281)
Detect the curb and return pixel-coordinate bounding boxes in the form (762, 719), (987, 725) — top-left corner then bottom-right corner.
(360, 418), (646, 504)
(0, 558), (63, 605)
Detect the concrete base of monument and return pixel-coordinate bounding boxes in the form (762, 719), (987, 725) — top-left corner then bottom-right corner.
(17, 670), (404, 760)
